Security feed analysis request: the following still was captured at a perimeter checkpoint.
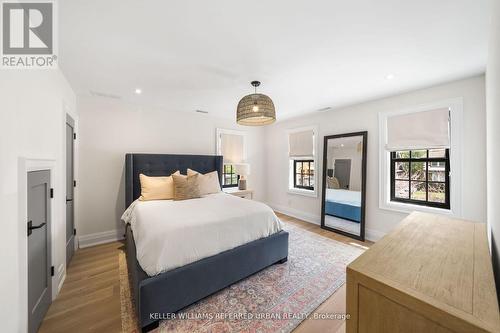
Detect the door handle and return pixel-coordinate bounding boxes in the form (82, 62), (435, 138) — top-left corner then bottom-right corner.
(27, 220), (47, 236)
(66, 198), (73, 202)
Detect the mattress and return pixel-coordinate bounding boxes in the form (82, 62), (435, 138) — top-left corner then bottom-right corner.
(121, 192), (282, 276)
(325, 189), (361, 222)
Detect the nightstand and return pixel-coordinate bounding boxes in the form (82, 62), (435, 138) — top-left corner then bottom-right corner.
(223, 188), (253, 200)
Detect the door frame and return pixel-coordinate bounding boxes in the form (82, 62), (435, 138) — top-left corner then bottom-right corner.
(17, 158), (58, 333)
(333, 159), (352, 189)
(66, 114), (77, 261)
(65, 110), (79, 251)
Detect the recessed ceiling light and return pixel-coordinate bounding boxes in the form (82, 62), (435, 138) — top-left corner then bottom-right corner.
(135, 88), (142, 94)
(386, 74), (395, 80)
(341, 144), (345, 147)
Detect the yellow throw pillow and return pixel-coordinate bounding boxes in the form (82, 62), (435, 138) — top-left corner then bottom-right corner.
(187, 168), (221, 195)
(172, 173), (201, 200)
(327, 176), (340, 189)
(139, 171), (180, 201)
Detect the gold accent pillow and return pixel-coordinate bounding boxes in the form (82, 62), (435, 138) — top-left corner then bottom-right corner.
(327, 176), (340, 189)
(139, 171), (180, 201)
(187, 169), (221, 195)
(172, 173), (201, 201)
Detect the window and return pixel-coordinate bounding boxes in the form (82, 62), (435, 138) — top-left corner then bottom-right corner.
(288, 126), (317, 195)
(222, 164), (239, 188)
(216, 128), (246, 188)
(379, 99), (462, 215)
(390, 149), (450, 209)
(293, 160), (315, 190)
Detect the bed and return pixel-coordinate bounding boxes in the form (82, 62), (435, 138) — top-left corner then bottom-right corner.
(124, 154), (289, 332)
(325, 188), (361, 222)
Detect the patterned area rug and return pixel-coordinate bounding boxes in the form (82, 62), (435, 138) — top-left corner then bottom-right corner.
(119, 222), (364, 333)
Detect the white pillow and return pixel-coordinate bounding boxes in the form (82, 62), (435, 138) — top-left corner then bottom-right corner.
(187, 169), (221, 195)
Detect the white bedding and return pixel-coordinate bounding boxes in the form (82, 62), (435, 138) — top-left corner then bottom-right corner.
(326, 188), (361, 207)
(121, 192), (282, 276)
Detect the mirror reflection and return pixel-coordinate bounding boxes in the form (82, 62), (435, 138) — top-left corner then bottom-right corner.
(321, 132), (367, 240)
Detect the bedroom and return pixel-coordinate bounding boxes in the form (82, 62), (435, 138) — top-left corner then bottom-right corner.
(1, 0), (500, 332)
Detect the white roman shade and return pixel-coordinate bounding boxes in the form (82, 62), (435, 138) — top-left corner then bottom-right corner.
(289, 130), (314, 157)
(220, 133), (244, 164)
(386, 108), (450, 150)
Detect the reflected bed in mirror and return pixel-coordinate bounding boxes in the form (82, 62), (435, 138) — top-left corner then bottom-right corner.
(321, 131), (367, 241)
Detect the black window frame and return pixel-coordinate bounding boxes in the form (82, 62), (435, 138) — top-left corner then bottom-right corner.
(293, 159), (315, 191)
(222, 164), (239, 188)
(390, 149), (450, 209)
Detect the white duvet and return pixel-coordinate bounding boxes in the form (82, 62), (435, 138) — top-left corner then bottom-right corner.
(121, 192), (282, 276)
(326, 188), (361, 207)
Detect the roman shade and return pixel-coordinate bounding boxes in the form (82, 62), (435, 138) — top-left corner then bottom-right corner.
(289, 130), (314, 157)
(220, 133), (244, 164)
(386, 108), (450, 150)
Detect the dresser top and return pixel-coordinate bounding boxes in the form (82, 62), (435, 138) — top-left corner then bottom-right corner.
(348, 212), (500, 332)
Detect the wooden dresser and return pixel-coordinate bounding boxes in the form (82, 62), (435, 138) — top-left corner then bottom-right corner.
(346, 212), (500, 333)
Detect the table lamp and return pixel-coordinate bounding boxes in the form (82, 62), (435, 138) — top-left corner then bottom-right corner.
(234, 163), (250, 190)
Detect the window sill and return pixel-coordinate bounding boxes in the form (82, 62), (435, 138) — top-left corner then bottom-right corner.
(380, 200), (454, 216)
(287, 188), (317, 198)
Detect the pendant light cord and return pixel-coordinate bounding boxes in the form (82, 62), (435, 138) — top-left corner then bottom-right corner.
(251, 81), (260, 94)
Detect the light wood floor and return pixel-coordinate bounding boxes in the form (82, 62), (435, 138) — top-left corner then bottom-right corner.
(39, 213), (371, 333)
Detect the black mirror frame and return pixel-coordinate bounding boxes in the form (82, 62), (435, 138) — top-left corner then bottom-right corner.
(320, 131), (367, 241)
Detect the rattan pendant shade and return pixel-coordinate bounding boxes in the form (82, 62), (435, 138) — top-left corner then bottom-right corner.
(236, 81), (276, 126)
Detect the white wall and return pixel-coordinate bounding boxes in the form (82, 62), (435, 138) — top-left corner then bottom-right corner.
(486, 0), (500, 299)
(76, 96), (267, 242)
(0, 70), (76, 332)
(265, 75), (487, 240)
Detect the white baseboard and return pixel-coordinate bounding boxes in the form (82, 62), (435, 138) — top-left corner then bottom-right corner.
(51, 263), (65, 300)
(57, 272), (66, 295)
(268, 202), (385, 242)
(78, 229), (124, 248)
(268, 203), (321, 225)
(365, 228), (385, 242)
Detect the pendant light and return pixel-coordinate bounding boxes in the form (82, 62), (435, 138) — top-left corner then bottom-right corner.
(236, 81), (276, 126)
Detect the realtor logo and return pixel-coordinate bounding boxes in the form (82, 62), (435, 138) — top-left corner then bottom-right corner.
(1, 1), (57, 68)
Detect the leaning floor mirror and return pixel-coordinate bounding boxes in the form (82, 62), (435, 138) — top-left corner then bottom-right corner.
(321, 131), (367, 241)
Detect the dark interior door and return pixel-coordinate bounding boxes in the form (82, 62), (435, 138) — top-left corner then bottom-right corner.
(28, 170), (52, 333)
(334, 159), (351, 190)
(66, 117), (75, 265)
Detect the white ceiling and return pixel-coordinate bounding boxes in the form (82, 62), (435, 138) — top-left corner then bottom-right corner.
(59, 0), (491, 120)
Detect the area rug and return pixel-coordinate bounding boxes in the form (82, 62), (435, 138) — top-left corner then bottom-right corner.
(119, 222), (364, 333)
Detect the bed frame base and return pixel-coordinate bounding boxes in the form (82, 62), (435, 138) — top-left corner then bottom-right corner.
(126, 225), (289, 331)
(278, 257), (288, 264)
(141, 321), (159, 333)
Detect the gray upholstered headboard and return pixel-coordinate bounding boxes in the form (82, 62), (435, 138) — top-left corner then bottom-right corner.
(125, 154), (223, 207)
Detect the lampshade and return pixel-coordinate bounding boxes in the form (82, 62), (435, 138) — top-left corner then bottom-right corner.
(236, 81), (276, 126)
(234, 163), (250, 176)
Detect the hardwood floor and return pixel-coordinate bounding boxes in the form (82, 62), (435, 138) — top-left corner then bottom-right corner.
(39, 212), (371, 333)
(39, 242), (124, 333)
(278, 213), (371, 333)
